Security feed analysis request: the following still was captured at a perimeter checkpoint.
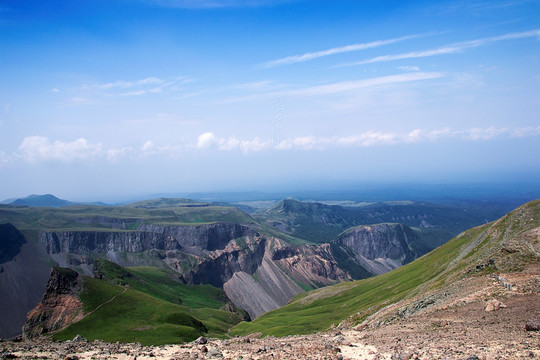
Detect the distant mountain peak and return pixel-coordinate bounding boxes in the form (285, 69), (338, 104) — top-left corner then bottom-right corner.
(9, 194), (73, 208)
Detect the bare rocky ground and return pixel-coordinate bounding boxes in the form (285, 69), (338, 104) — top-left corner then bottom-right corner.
(2, 269), (539, 360)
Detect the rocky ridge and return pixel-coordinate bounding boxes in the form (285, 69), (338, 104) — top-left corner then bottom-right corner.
(37, 217), (429, 319)
(23, 267), (84, 339)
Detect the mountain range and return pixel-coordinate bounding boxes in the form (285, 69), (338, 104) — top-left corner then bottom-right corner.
(0, 194), (535, 344)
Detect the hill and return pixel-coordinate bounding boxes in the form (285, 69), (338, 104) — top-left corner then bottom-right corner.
(9, 194), (74, 208)
(231, 198), (540, 337)
(0, 196), (516, 339)
(4, 198), (539, 360)
(260, 198), (501, 245)
(24, 261), (247, 345)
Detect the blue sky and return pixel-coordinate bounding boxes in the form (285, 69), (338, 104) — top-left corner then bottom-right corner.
(0, 0), (539, 201)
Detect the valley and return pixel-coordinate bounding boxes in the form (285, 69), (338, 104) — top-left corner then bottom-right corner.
(0, 193), (538, 359)
(0, 196), (537, 358)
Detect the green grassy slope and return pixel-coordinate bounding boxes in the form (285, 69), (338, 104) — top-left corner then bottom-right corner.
(231, 199), (540, 337)
(0, 200), (256, 233)
(54, 262), (246, 345)
(259, 199), (507, 245)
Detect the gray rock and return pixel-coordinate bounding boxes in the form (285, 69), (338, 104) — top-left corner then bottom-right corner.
(72, 334), (87, 342)
(525, 319), (540, 331)
(195, 336), (207, 345)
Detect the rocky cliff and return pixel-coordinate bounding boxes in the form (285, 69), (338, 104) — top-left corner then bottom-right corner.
(42, 222), (254, 255)
(38, 219), (421, 318)
(0, 223), (50, 340)
(40, 221), (350, 319)
(220, 237), (349, 318)
(23, 267), (84, 339)
(0, 223), (26, 264)
(334, 223), (419, 274)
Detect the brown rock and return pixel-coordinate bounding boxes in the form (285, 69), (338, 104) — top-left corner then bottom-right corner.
(484, 299), (506, 312)
(525, 319), (540, 331)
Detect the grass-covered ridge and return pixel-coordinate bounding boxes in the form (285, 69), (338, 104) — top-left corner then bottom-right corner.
(54, 261), (247, 345)
(0, 199), (257, 234)
(231, 199), (540, 337)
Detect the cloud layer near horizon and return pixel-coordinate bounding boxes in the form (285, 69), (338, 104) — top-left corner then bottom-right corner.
(6, 125), (539, 165)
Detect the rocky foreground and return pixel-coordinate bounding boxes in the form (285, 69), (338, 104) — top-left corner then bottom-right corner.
(2, 270), (539, 360)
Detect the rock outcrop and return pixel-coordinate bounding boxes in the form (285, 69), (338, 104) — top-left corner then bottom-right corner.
(23, 267), (84, 339)
(38, 220), (419, 318)
(42, 222), (255, 255)
(165, 233), (350, 318)
(334, 223), (419, 274)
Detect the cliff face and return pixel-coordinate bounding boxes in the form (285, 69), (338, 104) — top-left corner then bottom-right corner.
(23, 267), (84, 339)
(0, 223), (50, 340)
(334, 223), (420, 274)
(136, 223), (255, 253)
(39, 222), (349, 319)
(42, 222), (255, 255)
(220, 237), (349, 319)
(0, 223), (26, 264)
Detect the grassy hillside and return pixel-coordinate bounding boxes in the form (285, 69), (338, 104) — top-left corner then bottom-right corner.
(231, 199), (540, 337)
(0, 200), (256, 233)
(54, 262), (247, 345)
(259, 199), (508, 245)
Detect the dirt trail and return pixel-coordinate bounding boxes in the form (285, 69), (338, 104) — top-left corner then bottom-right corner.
(82, 287), (127, 319)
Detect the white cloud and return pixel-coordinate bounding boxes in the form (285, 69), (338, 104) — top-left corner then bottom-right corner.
(341, 29), (540, 67)
(18, 136), (104, 162)
(398, 65), (420, 71)
(510, 126), (540, 137)
(197, 132), (219, 149)
(193, 126), (540, 153)
(149, 0), (295, 9)
(12, 126), (540, 165)
(263, 34), (422, 67)
(142, 140), (154, 152)
(284, 72), (445, 97)
(75, 76), (192, 100)
(106, 147), (133, 162)
(461, 127), (507, 140)
(196, 132), (271, 153)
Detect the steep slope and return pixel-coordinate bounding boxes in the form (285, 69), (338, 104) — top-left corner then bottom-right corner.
(23, 267), (84, 339)
(24, 262), (246, 345)
(0, 196), (509, 335)
(333, 223), (420, 274)
(0, 225), (50, 339)
(0, 200), (356, 319)
(231, 198), (540, 337)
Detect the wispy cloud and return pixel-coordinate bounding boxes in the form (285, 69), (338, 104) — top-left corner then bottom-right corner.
(0, 150), (10, 165)
(149, 0), (295, 9)
(262, 34), (423, 68)
(398, 65), (420, 72)
(283, 72), (445, 97)
(63, 76), (193, 103)
(340, 29), (540, 67)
